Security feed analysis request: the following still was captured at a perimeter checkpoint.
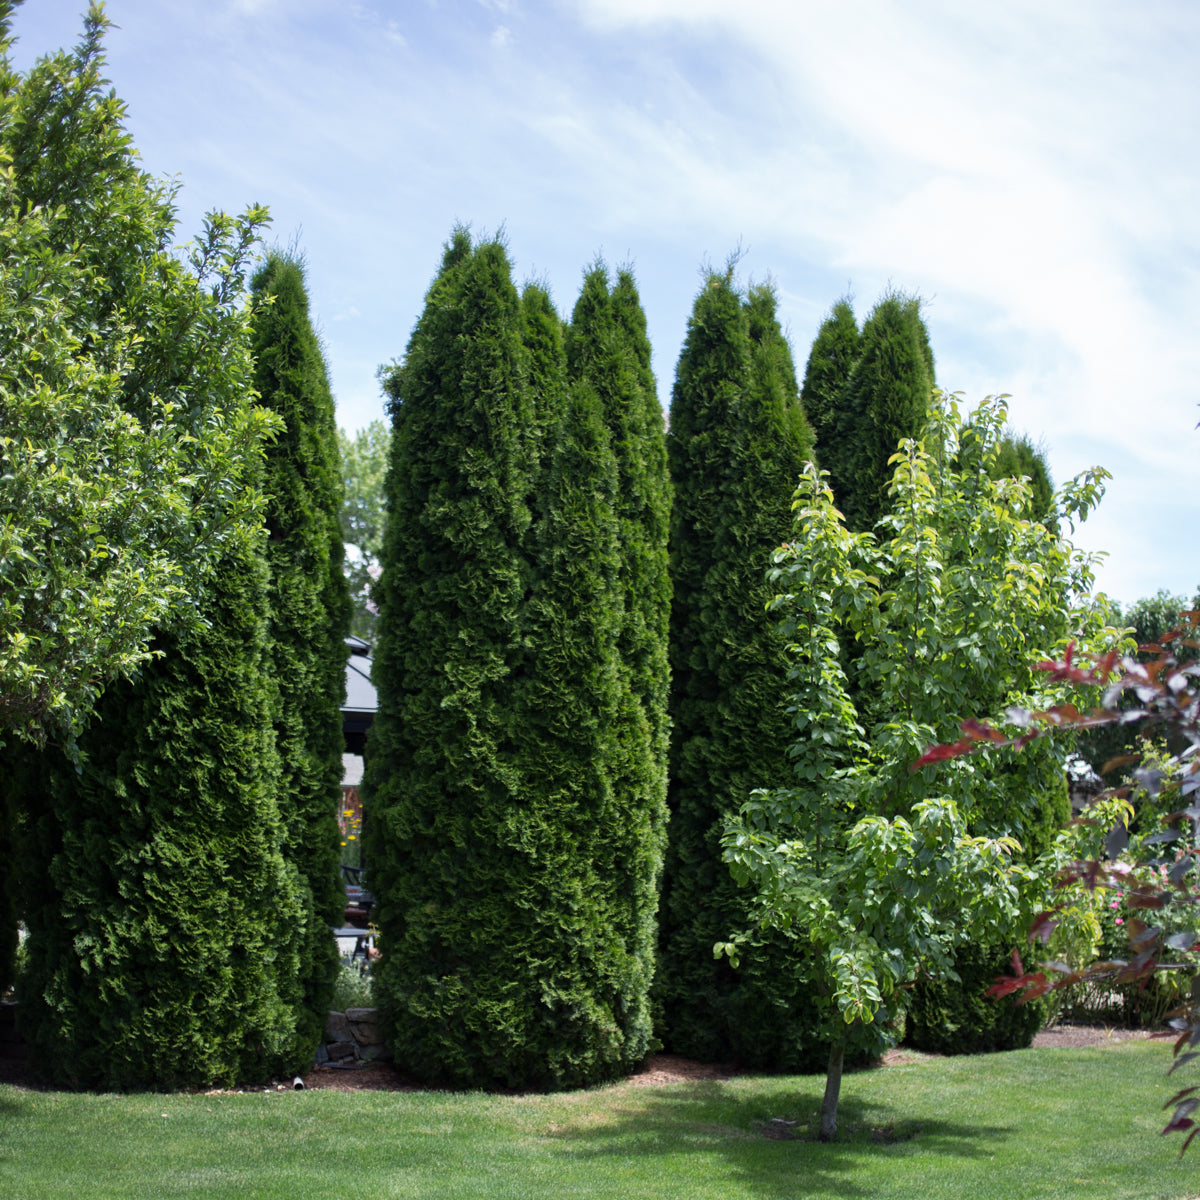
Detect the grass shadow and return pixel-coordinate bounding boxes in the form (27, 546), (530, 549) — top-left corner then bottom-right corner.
(543, 1078), (1013, 1199)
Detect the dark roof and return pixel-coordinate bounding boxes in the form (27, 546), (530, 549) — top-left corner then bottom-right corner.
(344, 637), (377, 716)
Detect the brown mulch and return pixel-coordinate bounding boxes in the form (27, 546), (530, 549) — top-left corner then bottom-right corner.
(0, 1025), (1160, 1095)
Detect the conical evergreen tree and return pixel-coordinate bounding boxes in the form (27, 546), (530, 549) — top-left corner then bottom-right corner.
(836, 293), (934, 531)
(514, 282), (656, 1081)
(18, 533), (303, 1089)
(660, 271), (823, 1069)
(608, 267), (673, 797)
(799, 299), (859, 486)
(249, 251), (351, 1067)
(563, 265), (671, 1069)
(366, 234), (665, 1089)
(365, 230), (537, 1088)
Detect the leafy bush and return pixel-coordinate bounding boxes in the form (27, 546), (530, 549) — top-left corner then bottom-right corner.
(331, 963), (375, 1012)
(906, 941), (1047, 1055)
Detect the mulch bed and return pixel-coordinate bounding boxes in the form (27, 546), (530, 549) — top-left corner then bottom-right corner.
(0, 1025), (1162, 1094)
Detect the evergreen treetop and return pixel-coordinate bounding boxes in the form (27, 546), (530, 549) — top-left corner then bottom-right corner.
(799, 299), (859, 485)
(838, 292), (934, 531)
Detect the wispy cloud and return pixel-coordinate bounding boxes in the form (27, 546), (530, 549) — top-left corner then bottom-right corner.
(9, 0), (1198, 602)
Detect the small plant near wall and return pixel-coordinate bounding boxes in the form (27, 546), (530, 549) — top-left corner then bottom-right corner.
(331, 962), (374, 1011)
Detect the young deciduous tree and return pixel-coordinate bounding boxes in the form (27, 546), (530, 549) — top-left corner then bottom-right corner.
(338, 421), (390, 641)
(661, 270), (821, 1067)
(990, 429), (1055, 524)
(250, 251), (351, 1067)
(720, 393), (1111, 1136)
(0, 5), (276, 751)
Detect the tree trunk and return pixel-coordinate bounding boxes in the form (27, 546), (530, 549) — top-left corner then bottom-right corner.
(820, 1032), (846, 1141)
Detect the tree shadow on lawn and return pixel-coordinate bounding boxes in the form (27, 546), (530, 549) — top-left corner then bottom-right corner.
(544, 1080), (1012, 1199)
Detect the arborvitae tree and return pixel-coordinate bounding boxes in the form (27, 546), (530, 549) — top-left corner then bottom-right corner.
(833, 293), (934, 531)
(562, 265), (670, 1067)
(250, 251), (351, 1067)
(799, 298), (859, 476)
(607, 267), (673, 796)
(514, 282), (656, 1081)
(3, 5), (297, 1087)
(661, 271), (823, 1069)
(365, 230), (535, 1088)
(367, 233), (663, 1089)
(18, 532), (303, 1089)
(746, 282), (817, 467)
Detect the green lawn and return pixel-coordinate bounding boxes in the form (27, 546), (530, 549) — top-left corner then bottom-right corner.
(2, 1041), (1198, 1199)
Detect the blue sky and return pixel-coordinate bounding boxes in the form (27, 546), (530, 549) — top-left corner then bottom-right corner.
(9, 0), (1199, 608)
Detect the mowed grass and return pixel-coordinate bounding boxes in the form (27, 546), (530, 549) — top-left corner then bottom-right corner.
(2, 1041), (1199, 1200)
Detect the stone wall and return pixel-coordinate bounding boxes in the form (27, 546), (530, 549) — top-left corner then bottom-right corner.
(316, 1007), (391, 1065)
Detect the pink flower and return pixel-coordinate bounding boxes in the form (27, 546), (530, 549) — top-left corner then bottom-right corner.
(1115, 917), (1124, 925)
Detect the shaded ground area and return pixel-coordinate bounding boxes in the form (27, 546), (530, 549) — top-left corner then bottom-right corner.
(0, 1024), (1159, 1093)
(296, 1025), (1158, 1093)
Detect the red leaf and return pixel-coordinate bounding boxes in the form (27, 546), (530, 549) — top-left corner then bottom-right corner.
(961, 718), (1006, 743)
(911, 740), (974, 769)
(1029, 911), (1059, 945)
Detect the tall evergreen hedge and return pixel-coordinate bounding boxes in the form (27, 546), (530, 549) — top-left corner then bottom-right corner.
(250, 252), (351, 1067)
(364, 233), (665, 1089)
(18, 535), (303, 1089)
(660, 271), (823, 1069)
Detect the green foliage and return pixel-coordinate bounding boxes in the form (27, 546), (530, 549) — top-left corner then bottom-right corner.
(16, 532), (304, 1089)
(799, 298), (859, 474)
(826, 292), (934, 531)
(1, 6), (306, 1088)
(558, 267), (669, 1072)
(338, 421), (390, 641)
(905, 941), (1047, 1055)
(0, 6), (277, 750)
(1076, 589), (1200, 778)
(250, 251), (351, 1070)
(915, 612), (1200, 1148)
(661, 269), (821, 1069)
(720, 393), (1111, 1135)
(330, 962), (375, 1012)
(365, 234), (665, 1089)
(988, 429), (1056, 525)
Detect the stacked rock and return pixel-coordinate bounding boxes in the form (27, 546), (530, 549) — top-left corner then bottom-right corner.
(316, 1007), (391, 1066)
